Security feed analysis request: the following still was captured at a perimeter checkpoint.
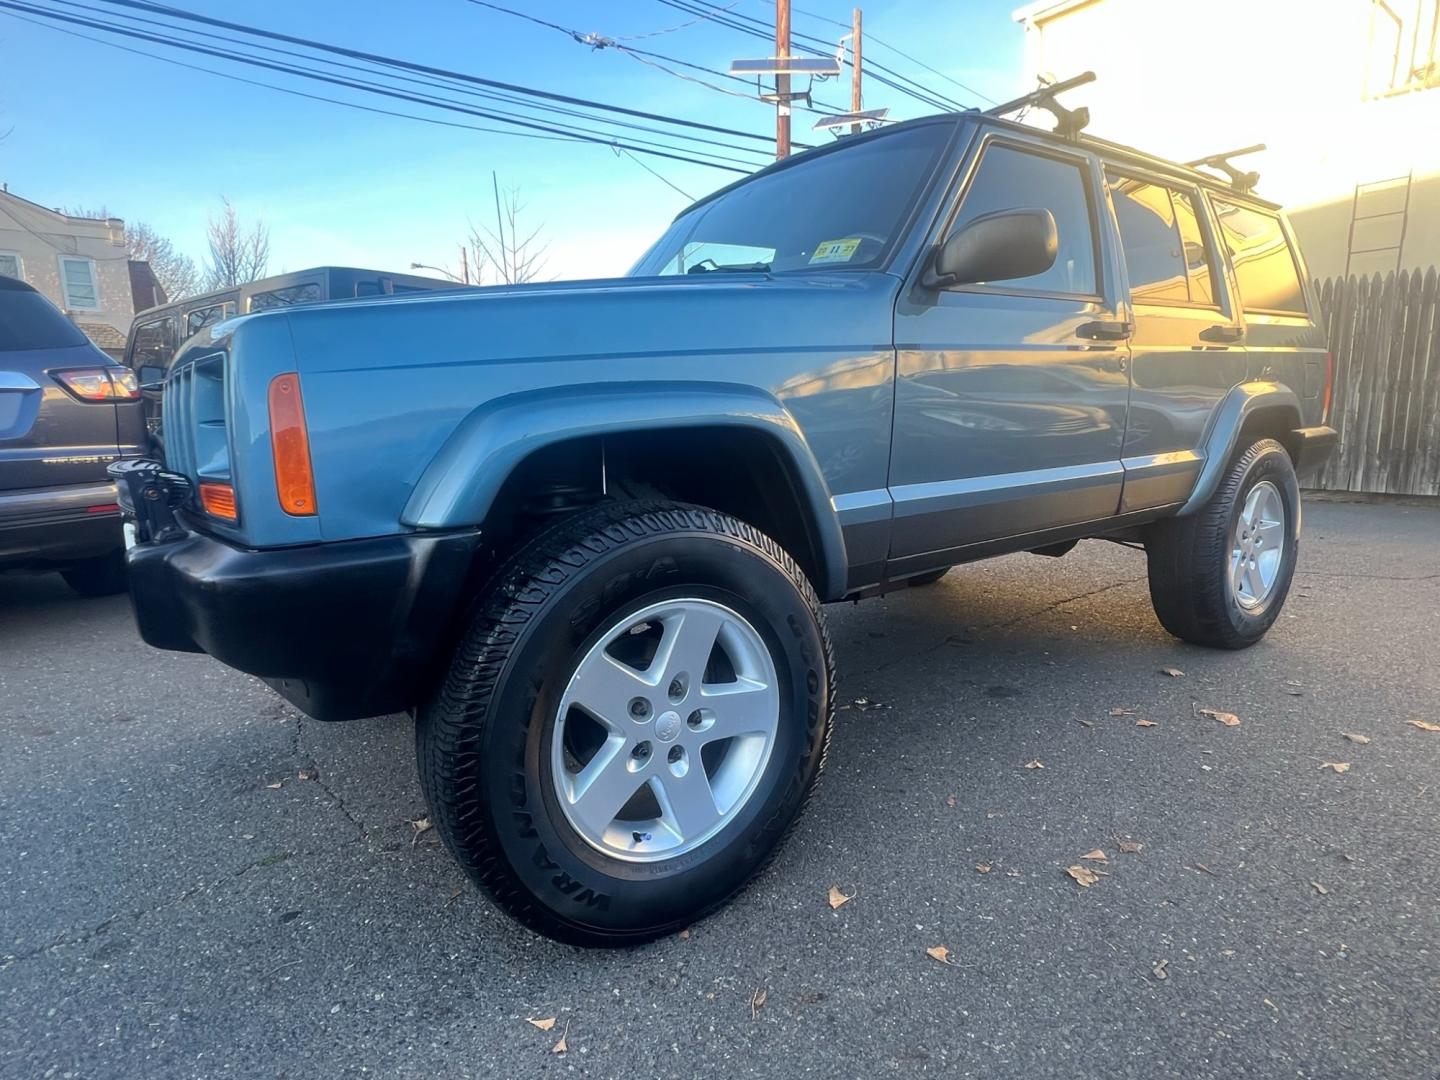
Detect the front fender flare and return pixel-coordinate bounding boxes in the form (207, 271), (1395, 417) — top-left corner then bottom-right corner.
(1179, 381), (1302, 515)
(402, 381), (849, 600)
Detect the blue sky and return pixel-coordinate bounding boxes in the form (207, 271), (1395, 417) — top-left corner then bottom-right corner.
(0, 0), (1025, 282)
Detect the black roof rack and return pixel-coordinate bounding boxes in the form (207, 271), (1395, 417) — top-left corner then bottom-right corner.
(1183, 144), (1266, 194)
(983, 71), (1095, 139)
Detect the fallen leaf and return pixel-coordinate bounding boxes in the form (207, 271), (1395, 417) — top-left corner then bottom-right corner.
(1199, 708), (1240, 727)
(1109, 707), (1138, 716)
(926, 945), (953, 965)
(297, 767), (319, 781)
(265, 781), (283, 789)
(1065, 865), (1102, 887)
(1024, 759), (1045, 770)
(678, 928), (690, 940)
(1161, 667), (1185, 677)
(1319, 762), (1351, 774)
(445, 887), (463, 908)
(1312, 881), (1329, 895)
(411, 817), (432, 832)
(1076, 719), (1094, 728)
(1118, 840), (1144, 854)
(975, 863), (992, 874)
(946, 794), (957, 807)
(750, 988), (767, 1018)
(827, 886), (854, 910)
(1152, 959), (1169, 980)
(1136, 718), (1158, 728)
(526, 1017), (557, 1032)
(1079, 849), (1108, 862)
(1407, 720), (1440, 732)
(1263, 998), (1278, 1012)
(1185, 863), (1218, 876)
(551, 1021), (569, 1054)
(1342, 733), (1371, 745)
(1006, 868), (1022, 877)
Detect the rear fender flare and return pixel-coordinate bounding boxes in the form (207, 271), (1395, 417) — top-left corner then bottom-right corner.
(402, 381), (849, 600)
(1179, 381), (1301, 516)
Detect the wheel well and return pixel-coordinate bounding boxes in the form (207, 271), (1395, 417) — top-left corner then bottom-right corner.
(479, 428), (828, 592)
(1237, 405), (1302, 461)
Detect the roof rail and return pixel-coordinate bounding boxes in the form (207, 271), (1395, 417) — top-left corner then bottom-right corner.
(984, 71), (1095, 139)
(1183, 144), (1266, 194)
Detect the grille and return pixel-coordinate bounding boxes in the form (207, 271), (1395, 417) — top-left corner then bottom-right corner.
(163, 360), (197, 480)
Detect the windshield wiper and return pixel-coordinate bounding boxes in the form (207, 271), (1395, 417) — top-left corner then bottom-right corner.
(685, 260), (771, 274)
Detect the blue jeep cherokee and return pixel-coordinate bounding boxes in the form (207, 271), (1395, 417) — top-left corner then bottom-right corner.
(113, 107), (1337, 945)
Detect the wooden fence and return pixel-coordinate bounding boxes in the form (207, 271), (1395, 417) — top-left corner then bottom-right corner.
(1311, 267), (1440, 497)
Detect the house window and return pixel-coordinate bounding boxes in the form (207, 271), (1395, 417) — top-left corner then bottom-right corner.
(59, 256), (100, 310)
(0, 252), (22, 280)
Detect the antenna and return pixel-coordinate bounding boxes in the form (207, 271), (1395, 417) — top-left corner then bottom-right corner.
(1184, 144), (1266, 194)
(984, 71), (1095, 139)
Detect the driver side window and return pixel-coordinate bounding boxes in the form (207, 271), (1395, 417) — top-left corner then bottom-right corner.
(948, 143), (1099, 297)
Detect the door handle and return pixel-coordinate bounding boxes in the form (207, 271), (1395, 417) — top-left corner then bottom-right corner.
(1199, 324), (1244, 343)
(1077, 319), (1132, 341)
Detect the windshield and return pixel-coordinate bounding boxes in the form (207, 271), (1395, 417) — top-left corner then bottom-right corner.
(630, 122), (953, 277)
(0, 288), (91, 351)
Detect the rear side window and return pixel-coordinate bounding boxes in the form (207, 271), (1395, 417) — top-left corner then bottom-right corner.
(1107, 175), (1219, 307)
(186, 301), (236, 337)
(949, 143), (1098, 296)
(1210, 199), (1307, 315)
(0, 288), (90, 351)
(128, 316), (177, 384)
(248, 282), (321, 312)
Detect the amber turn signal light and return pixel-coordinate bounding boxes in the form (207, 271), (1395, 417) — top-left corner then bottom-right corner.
(198, 482), (238, 520)
(267, 373), (317, 516)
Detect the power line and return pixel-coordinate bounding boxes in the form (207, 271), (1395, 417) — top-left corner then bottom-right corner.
(613, 147), (696, 201)
(90, 0), (780, 146)
(48, 0), (774, 162)
(782, 1), (997, 105)
(460, 0), (833, 141)
(655, 0), (969, 113)
(2, 1), (760, 172)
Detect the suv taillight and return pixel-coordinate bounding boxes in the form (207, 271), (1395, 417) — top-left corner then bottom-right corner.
(53, 367), (140, 402)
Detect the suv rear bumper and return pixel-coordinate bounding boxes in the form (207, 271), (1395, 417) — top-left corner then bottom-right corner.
(1291, 425), (1339, 473)
(125, 526), (480, 721)
(0, 481), (122, 566)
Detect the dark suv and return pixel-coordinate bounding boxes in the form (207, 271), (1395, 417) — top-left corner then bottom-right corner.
(0, 277), (146, 594)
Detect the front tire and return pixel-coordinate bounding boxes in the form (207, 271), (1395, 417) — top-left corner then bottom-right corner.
(1145, 438), (1300, 649)
(417, 501), (833, 946)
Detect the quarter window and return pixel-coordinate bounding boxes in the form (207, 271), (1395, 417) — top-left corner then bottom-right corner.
(1210, 199), (1307, 315)
(0, 252), (21, 279)
(186, 301), (236, 336)
(949, 144), (1098, 296)
(1171, 190), (1216, 306)
(248, 282), (321, 312)
(59, 256), (100, 310)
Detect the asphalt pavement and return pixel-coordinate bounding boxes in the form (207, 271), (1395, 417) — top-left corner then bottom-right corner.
(2, 498), (1438, 1079)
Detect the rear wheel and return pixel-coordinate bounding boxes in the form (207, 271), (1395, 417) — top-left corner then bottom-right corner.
(1145, 438), (1299, 649)
(60, 549), (127, 597)
(417, 500), (833, 946)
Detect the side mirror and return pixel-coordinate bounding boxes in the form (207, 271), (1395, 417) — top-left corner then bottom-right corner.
(923, 207), (1059, 289)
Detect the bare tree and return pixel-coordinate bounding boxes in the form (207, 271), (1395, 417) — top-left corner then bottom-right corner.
(60, 207), (201, 302)
(125, 221), (201, 302)
(468, 176), (549, 286)
(204, 197), (270, 289)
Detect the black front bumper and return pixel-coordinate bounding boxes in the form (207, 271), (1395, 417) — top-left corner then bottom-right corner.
(111, 460), (480, 721)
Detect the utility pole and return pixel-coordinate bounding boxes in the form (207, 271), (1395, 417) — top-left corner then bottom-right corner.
(775, 0), (791, 159)
(460, 245), (470, 285)
(850, 7), (863, 136)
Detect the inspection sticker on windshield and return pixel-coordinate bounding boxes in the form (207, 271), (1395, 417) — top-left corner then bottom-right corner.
(809, 237), (862, 265)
